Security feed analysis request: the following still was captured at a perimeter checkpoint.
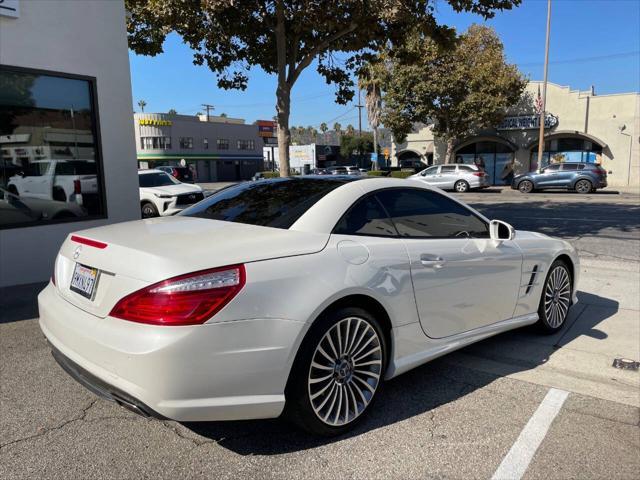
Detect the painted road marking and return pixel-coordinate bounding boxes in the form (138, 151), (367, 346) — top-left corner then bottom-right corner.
(491, 388), (569, 480)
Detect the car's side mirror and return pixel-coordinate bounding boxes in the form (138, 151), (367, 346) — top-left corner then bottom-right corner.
(489, 219), (515, 241)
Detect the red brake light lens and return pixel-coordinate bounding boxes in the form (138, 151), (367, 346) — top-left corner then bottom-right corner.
(73, 179), (82, 194)
(71, 235), (108, 249)
(109, 265), (246, 326)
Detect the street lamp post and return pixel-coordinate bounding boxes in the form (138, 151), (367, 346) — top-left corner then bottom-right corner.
(536, 0), (552, 171)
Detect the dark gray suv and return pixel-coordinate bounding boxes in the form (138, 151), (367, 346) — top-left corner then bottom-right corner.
(512, 162), (608, 193)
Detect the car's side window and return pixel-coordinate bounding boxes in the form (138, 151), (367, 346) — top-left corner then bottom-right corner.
(561, 164), (579, 171)
(440, 165), (456, 173)
(333, 195), (397, 237)
(458, 165), (474, 172)
(374, 188), (489, 238)
(543, 164), (560, 173)
(421, 166), (438, 177)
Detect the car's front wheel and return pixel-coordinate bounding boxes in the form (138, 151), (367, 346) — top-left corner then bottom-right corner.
(286, 307), (386, 436)
(140, 201), (159, 218)
(518, 180), (534, 193)
(537, 260), (572, 334)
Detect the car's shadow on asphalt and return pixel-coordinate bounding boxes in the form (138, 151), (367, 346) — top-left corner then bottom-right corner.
(0, 281), (47, 324)
(183, 291), (617, 455)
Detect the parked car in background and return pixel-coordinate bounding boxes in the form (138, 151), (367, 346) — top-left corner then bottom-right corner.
(512, 162), (608, 193)
(408, 164), (490, 192)
(138, 170), (204, 218)
(156, 165), (194, 183)
(327, 166), (348, 175)
(0, 187), (85, 225)
(399, 159), (428, 173)
(346, 166), (362, 176)
(7, 160), (99, 207)
(39, 176), (578, 436)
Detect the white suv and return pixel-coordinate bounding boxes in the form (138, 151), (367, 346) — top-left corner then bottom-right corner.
(138, 169), (204, 218)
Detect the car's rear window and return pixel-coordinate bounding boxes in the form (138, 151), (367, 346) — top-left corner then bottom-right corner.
(180, 177), (355, 229)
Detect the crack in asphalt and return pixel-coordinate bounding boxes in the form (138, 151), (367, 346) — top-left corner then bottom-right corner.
(0, 399), (98, 451)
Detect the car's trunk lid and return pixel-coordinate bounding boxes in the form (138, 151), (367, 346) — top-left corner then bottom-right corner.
(54, 216), (329, 317)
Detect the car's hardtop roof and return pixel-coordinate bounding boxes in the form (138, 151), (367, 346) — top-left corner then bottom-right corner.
(254, 174), (365, 183)
(138, 169), (168, 175)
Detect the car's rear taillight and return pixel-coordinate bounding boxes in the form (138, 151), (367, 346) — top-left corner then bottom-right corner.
(109, 265), (246, 326)
(73, 179), (82, 194)
(472, 172), (484, 177)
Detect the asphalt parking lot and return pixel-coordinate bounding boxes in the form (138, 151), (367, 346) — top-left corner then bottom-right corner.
(1, 188), (639, 479)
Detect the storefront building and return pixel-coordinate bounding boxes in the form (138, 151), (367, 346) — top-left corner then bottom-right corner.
(135, 113), (265, 181)
(392, 81), (640, 187)
(1, 0), (139, 287)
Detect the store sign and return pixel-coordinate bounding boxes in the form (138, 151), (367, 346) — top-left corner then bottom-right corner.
(0, 0), (19, 18)
(497, 114), (558, 131)
(138, 118), (172, 126)
(257, 120), (276, 138)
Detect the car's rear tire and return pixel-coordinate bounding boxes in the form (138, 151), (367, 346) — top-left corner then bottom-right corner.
(574, 179), (592, 194)
(285, 307), (387, 436)
(454, 180), (470, 193)
(141, 201), (158, 218)
(536, 260), (572, 334)
(518, 180), (534, 193)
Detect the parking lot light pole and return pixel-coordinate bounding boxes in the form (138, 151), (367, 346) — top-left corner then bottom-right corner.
(537, 0), (552, 172)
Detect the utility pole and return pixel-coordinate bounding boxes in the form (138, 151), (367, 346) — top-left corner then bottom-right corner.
(356, 89), (363, 136)
(536, 0), (552, 172)
(201, 103), (214, 121)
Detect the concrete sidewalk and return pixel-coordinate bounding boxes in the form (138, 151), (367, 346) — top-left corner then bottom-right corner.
(444, 258), (640, 407)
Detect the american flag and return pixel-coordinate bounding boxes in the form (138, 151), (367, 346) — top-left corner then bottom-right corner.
(534, 85), (544, 114)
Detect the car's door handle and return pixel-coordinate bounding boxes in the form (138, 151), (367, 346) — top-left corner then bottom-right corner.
(420, 254), (446, 269)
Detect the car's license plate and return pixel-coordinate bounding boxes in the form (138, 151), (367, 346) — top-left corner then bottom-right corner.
(70, 263), (99, 300)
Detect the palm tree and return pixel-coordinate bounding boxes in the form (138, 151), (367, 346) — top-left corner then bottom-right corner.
(345, 124), (356, 136)
(320, 122), (328, 144)
(359, 62), (384, 159)
(137, 99), (147, 113)
(333, 123), (342, 142)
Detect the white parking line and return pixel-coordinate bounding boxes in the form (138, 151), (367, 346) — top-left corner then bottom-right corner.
(491, 388), (569, 480)
(511, 216), (608, 222)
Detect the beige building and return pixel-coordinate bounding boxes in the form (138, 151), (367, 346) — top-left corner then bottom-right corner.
(392, 81), (639, 187)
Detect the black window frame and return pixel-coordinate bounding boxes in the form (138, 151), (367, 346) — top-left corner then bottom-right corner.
(0, 64), (108, 231)
(332, 187), (490, 240)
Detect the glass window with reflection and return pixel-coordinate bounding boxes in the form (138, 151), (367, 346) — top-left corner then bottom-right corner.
(0, 67), (105, 228)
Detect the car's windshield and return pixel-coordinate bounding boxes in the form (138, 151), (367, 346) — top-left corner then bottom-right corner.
(181, 177), (355, 229)
(138, 172), (180, 187)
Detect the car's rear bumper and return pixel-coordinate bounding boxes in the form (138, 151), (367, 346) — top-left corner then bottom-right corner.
(38, 283), (305, 422)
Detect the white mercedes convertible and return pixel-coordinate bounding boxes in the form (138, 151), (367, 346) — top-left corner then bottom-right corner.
(39, 176), (579, 436)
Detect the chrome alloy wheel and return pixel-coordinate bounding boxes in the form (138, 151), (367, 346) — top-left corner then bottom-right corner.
(307, 317), (383, 427)
(544, 266), (571, 328)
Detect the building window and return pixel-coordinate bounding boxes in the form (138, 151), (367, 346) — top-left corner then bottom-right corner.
(140, 136), (171, 150)
(0, 66), (106, 229)
(217, 138), (229, 150)
(237, 140), (255, 150)
(179, 137), (193, 149)
(203, 138), (209, 149)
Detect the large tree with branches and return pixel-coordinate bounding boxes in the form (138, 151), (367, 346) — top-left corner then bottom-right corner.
(126, 0), (520, 176)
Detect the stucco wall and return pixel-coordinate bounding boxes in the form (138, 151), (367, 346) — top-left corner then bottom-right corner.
(0, 0), (139, 287)
(392, 82), (639, 188)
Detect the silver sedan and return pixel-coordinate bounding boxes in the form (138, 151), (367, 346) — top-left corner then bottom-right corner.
(409, 164), (490, 192)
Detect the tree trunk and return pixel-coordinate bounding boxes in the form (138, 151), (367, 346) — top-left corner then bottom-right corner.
(372, 127), (378, 169)
(275, 0), (290, 177)
(276, 83), (291, 177)
(445, 138), (455, 164)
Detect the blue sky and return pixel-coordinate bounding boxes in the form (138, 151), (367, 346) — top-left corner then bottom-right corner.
(129, 0), (640, 129)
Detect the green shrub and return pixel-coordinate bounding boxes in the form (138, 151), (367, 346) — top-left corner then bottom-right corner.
(367, 170), (388, 176)
(260, 171), (280, 178)
(390, 170), (414, 179)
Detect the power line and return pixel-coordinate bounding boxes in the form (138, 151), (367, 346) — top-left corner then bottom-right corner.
(518, 50), (639, 67)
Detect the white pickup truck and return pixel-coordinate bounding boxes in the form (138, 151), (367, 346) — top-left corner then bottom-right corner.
(7, 160), (99, 209)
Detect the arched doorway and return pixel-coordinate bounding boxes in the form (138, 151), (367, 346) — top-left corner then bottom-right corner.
(528, 133), (605, 170)
(454, 139), (516, 185)
(397, 150), (428, 170)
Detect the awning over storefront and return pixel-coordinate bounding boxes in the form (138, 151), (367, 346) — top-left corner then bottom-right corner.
(454, 135), (519, 152)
